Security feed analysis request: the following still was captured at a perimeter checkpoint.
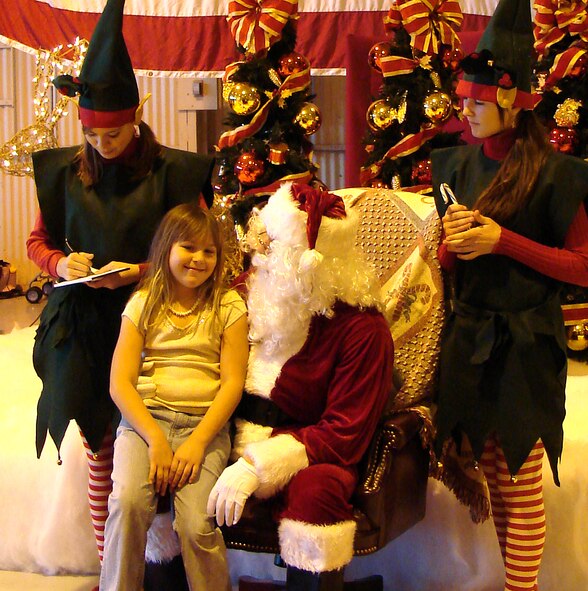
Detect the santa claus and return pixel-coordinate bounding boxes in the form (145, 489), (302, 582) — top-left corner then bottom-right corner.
(208, 182), (395, 589)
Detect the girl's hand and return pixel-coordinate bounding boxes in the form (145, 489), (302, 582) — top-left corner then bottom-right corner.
(56, 251), (94, 280)
(442, 204), (475, 238)
(169, 438), (206, 491)
(148, 433), (174, 496)
(87, 262), (141, 289)
(444, 210), (501, 260)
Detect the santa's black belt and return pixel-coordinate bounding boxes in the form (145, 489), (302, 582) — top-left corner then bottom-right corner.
(236, 392), (293, 428)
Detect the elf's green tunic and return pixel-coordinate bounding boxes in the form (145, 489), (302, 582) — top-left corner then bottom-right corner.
(31, 145), (214, 456)
(432, 145), (588, 484)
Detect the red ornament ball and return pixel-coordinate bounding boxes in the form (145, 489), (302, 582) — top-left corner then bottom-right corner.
(370, 178), (390, 189)
(549, 126), (578, 154)
(368, 42), (393, 72)
(278, 52), (310, 78)
(441, 46), (463, 71)
(569, 53), (588, 79)
(411, 159), (432, 185)
(234, 152), (266, 185)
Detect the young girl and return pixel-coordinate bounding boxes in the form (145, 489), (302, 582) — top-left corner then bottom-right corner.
(431, 0), (588, 589)
(99, 203), (248, 591)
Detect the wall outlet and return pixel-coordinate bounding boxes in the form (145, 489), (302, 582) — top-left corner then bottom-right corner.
(177, 77), (218, 111)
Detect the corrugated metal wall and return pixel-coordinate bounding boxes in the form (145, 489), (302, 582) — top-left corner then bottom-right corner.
(0, 45), (39, 288)
(312, 76), (346, 191)
(0, 46), (346, 286)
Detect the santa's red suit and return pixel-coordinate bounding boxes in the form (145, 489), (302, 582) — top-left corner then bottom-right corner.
(209, 183), (394, 576)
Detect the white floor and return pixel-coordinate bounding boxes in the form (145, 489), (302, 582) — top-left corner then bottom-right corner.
(0, 571), (98, 591)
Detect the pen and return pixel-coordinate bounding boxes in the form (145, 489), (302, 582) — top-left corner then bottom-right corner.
(65, 238), (98, 274)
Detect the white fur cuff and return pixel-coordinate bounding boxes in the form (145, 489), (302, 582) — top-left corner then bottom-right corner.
(230, 418), (273, 462)
(245, 434), (309, 498)
(278, 518), (356, 572)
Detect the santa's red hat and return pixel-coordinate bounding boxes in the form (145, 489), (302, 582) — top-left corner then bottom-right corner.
(259, 182), (358, 271)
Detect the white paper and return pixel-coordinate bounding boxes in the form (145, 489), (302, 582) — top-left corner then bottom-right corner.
(53, 266), (130, 288)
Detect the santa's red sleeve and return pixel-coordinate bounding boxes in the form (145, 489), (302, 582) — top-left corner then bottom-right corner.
(244, 312), (394, 498)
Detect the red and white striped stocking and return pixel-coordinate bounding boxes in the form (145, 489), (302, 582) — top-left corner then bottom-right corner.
(81, 430), (114, 564)
(481, 437), (545, 591)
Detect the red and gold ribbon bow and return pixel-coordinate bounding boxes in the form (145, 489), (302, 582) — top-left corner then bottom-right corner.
(386, 0), (463, 56)
(227, 0), (299, 55)
(534, 0), (588, 56)
(218, 65), (311, 149)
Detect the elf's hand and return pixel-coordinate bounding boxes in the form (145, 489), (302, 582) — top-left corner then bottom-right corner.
(444, 210), (501, 260)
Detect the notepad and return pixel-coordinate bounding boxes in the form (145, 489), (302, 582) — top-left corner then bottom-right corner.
(53, 266), (130, 288)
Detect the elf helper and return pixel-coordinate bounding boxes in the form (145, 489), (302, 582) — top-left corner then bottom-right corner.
(431, 0), (588, 588)
(27, 0), (213, 567)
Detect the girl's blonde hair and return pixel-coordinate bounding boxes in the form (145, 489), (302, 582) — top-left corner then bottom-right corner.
(137, 203), (226, 332)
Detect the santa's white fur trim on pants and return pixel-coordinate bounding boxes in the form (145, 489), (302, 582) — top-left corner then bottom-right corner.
(246, 434), (309, 498)
(278, 518), (356, 572)
(145, 512), (180, 563)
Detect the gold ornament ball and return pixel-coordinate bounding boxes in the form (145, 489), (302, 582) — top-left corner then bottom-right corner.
(366, 99), (396, 132)
(423, 91), (453, 123)
(227, 82), (261, 116)
(554, 98), (582, 128)
(566, 324), (588, 351)
(294, 103), (322, 135)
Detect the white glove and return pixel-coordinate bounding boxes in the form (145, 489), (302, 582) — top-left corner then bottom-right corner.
(207, 457), (260, 527)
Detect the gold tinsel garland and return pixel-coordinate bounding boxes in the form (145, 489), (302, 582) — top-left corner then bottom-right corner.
(0, 38), (87, 177)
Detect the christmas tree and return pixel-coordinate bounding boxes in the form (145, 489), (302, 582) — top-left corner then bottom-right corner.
(360, 0), (465, 191)
(533, 0), (588, 358)
(213, 1), (323, 241)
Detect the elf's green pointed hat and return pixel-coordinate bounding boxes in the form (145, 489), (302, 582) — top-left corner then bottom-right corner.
(52, 0), (139, 127)
(456, 0), (537, 110)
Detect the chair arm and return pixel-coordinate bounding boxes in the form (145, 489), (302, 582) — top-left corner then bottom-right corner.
(358, 411), (423, 495)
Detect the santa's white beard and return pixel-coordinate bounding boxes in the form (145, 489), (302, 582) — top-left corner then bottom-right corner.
(247, 241), (316, 361)
(244, 239), (382, 397)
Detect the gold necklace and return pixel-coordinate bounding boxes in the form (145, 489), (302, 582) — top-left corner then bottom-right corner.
(168, 299), (199, 317)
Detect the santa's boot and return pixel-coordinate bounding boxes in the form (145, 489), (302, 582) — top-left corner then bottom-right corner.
(286, 566), (344, 591)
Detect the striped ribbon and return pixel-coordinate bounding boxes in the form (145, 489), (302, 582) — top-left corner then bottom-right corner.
(385, 0), (463, 55)
(380, 54), (436, 78)
(227, 0), (299, 55)
(534, 0), (588, 56)
(544, 45), (587, 89)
